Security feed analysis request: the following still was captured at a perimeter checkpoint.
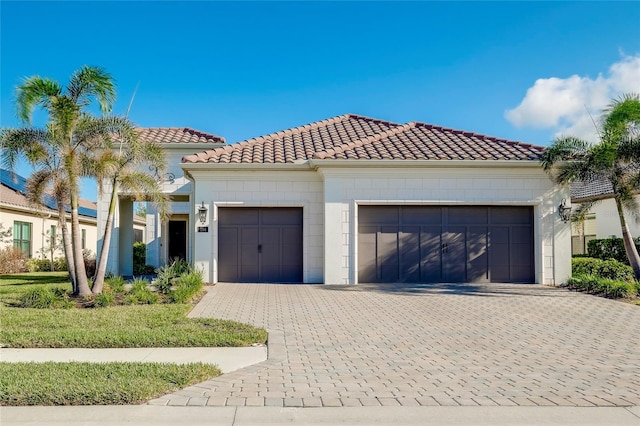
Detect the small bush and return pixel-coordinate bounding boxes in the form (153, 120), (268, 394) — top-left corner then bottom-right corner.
(169, 271), (204, 304)
(94, 291), (116, 308)
(54, 257), (69, 272)
(0, 247), (29, 274)
(28, 258), (53, 272)
(128, 279), (159, 305)
(20, 287), (57, 309)
(567, 274), (637, 299)
(105, 276), (126, 293)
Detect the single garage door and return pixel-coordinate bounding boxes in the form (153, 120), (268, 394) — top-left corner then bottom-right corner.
(358, 206), (534, 283)
(218, 207), (303, 283)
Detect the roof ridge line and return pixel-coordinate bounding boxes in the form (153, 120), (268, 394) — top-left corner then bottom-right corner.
(313, 122), (416, 159)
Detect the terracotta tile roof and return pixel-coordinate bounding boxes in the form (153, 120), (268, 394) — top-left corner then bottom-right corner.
(182, 114), (398, 164)
(137, 127), (225, 145)
(182, 115), (542, 164)
(313, 122), (544, 161)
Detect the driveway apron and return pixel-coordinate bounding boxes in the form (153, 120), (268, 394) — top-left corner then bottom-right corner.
(150, 283), (640, 408)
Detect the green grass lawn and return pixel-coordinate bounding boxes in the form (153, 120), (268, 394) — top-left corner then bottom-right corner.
(0, 272), (266, 405)
(0, 362), (221, 405)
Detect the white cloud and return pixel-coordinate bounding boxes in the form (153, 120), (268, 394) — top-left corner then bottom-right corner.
(505, 55), (640, 141)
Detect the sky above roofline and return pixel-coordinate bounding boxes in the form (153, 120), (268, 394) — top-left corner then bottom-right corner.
(1, 1), (639, 201)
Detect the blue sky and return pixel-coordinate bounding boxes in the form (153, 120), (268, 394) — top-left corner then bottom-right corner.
(2, 1), (639, 201)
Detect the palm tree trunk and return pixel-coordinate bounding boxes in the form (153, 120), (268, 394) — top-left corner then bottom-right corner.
(58, 208), (76, 292)
(92, 178), (118, 294)
(68, 170), (91, 296)
(615, 198), (640, 279)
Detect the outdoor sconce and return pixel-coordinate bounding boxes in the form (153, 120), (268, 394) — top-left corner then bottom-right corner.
(558, 198), (572, 223)
(198, 202), (208, 224)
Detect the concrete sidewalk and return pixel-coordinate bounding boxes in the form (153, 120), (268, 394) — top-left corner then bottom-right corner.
(0, 346), (267, 373)
(1, 406), (639, 425)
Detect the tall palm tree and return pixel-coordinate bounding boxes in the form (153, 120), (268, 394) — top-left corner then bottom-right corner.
(541, 93), (640, 279)
(2, 66), (116, 296)
(88, 119), (169, 294)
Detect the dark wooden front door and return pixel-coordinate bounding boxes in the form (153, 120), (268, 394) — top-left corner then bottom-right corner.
(168, 220), (187, 261)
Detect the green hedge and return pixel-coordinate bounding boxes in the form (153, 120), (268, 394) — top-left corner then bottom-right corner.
(571, 257), (636, 282)
(587, 237), (640, 264)
(567, 274), (638, 299)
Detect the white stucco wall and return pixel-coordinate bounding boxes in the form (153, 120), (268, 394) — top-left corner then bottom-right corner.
(587, 196), (640, 239)
(0, 207), (97, 259)
(185, 161), (570, 286)
(189, 169), (324, 284)
(317, 163), (570, 286)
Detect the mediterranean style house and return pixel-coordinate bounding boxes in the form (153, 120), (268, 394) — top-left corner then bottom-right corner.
(99, 114), (571, 285)
(0, 169), (144, 262)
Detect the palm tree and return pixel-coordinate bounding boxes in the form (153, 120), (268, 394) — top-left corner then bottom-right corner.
(89, 119), (169, 294)
(2, 66), (116, 296)
(541, 93), (640, 279)
(1, 128), (78, 290)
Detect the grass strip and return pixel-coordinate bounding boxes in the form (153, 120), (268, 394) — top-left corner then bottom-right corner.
(0, 362), (220, 406)
(0, 304), (267, 348)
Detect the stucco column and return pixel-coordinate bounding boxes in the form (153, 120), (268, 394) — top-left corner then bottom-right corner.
(192, 182), (212, 283)
(118, 197), (134, 277)
(323, 176), (345, 284)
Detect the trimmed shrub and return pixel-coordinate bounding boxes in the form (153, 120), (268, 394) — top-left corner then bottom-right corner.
(28, 258), (52, 272)
(54, 257), (69, 272)
(567, 274), (637, 299)
(571, 257), (636, 282)
(587, 237), (640, 264)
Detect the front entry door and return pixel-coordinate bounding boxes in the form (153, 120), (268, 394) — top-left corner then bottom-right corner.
(168, 220), (187, 261)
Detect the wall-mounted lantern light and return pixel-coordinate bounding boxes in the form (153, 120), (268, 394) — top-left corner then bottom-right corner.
(198, 202), (208, 224)
(558, 198), (572, 223)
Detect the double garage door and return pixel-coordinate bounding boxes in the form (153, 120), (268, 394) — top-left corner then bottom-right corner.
(218, 208), (303, 283)
(358, 206), (534, 284)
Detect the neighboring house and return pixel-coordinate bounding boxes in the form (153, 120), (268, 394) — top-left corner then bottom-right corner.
(570, 181), (640, 254)
(101, 114), (571, 285)
(0, 169), (145, 262)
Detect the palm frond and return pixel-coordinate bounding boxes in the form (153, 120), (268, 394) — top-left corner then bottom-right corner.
(540, 136), (590, 171)
(67, 66), (115, 115)
(16, 76), (61, 124)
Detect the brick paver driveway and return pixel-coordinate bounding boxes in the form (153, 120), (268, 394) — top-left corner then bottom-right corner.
(151, 283), (640, 408)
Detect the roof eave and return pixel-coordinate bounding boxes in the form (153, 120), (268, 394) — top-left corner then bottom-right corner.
(181, 161), (312, 172)
(308, 159), (544, 169)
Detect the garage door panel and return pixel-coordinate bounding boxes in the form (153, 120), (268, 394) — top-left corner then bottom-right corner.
(420, 227), (442, 282)
(219, 208), (259, 225)
(491, 207), (532, 225)
(218, 228), (239, 282)
(444, 227), (466, 282)
(467, 227), (488, 283)
(378, 226), (399, 282)
(400, 227), (420, 282)
(240, 228), (260, 282)
(448, 207), (489, 225)
(358, 226), (377, 283)
(489, 227), (510, 282)
(360, 206), (399, 225)
(402, 206), (442, 225)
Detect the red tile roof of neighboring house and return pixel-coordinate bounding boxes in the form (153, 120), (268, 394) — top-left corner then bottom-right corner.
(137, 127), (226, 145)
(570, 180), (614, 201)
(182, 114), (399, 164)
(182, 114), (543, 164)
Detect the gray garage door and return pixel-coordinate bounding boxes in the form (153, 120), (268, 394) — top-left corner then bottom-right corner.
(358, 206), (534, 283)
(218, 207), (303, 283)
